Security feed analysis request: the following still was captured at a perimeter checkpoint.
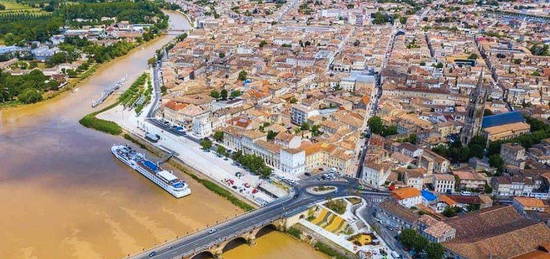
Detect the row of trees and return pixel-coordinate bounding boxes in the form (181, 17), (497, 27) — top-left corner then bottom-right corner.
(0, 0), (166, 45)
(58, 1), (164, 25)
(210, 89), (242, 100)
(232, 151), (272, 178)
(0, 15), (62, 45)
(431, 116), (549, 174)
(487, 116), (550, 156)
(432, 136), (486, 164)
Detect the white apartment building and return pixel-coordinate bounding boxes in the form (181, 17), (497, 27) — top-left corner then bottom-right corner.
(362, 161), (392, 187)
(432, 174), (455, 193)
(222, 126), (305, 176)
(279, 148), (306, 175)
(192, 112), (212, 138)
(291, 104), (319, 125)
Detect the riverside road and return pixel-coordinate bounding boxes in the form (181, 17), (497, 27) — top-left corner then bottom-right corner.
(132, 179), (390, 259)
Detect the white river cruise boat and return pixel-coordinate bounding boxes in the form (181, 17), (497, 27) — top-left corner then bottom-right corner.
(111, 145), (191, 198)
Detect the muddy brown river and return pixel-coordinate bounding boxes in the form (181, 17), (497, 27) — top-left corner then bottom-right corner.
(0, 11), (326, 259)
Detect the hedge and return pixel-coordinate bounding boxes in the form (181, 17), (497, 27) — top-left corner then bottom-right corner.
(79, 102), (122, 135)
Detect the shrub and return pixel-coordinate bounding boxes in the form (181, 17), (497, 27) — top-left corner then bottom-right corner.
(79, 102), (122, 135)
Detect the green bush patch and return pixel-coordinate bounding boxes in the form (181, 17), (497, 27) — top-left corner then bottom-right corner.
(79, 101), (122, 135)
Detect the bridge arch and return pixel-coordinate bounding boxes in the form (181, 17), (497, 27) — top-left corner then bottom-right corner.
(222, 237), (248, 253)
(254, 224), (278, 239)
(191, 250), (215, 259)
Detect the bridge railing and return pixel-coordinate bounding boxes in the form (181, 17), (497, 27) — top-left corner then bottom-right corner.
(183, 215), (285, 257)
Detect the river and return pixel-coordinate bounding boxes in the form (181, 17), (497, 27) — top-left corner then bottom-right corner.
(0, 11), (325, 259)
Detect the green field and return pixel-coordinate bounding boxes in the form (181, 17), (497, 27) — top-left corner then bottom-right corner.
(0, 0), (46, 13)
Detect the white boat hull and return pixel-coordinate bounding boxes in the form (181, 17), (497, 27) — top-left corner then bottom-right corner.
(111, 146), (191, 198)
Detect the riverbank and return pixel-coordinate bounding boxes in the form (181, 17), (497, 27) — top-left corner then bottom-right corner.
(0, 11), (243, 259)
(0, 13), (172, 111)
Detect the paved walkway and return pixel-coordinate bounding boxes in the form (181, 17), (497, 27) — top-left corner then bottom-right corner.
(99, 96), (282, 205)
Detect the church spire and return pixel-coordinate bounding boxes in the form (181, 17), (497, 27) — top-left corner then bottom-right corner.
(460, 69), (487, 145)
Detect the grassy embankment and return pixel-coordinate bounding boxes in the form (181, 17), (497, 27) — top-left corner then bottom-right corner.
(78, 101), (122, 135)
(78, 72), (149, 135)
(314, 242), (352, 259)
(286, 226), (353, 259)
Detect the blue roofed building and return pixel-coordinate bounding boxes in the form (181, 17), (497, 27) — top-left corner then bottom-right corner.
(481, 111), (525, 128)
(421, 190), (437, 202)
(481, 111), (531, 142)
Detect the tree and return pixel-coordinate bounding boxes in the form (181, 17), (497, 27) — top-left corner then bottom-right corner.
(432, 144), (449, 158)
(216, 145), (226, 156)
(210, 90), (220, 99)
(398, 229), (417, 249)
(220, 89), (228, 100)
(407, 134), (417, 144)
(311, 125), (321, 136)
(367, 116), (384, 135)
(259, 166), (272, 178)
(489, 154), (504, 172)
(213, 131), (224, 142)
(66, 69), (78, 78)
(18, 88), (42, 104)
(200, 138), (213, 150)
(300, 122), (311, 131)
(259, 40), (267, 48)
(483, 109), (494, 116)
(382, 125), (398, 136)
(435, 62), (444, 69)
(230, 90), (242, 98)
(147, 57), (156, 66)
(0, 3), (5, 10)
(529, 44), (549, 56)
(426, 243), (445, 259)
(468, 144), (484, 159)
(289, 97), (297, 104)
(399, 229), (427, 251)
(468, 53), (478, 60)
(218, 52), (225, 58)
(372, 11), (390, 24)
(484, 183), (493, 194)
(238, 70), (247, 81)
(442, 206), (461, 217)
(267, 130), (278, 140)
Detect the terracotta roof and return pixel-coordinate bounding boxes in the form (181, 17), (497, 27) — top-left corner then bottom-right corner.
(164, 100), (188, 111)
(514, 197), (547, 209)
(512, 250), (550, 259)
(283, 148), (304, 154)
(439, 195), (458, 206)
(392, 187), (421, 200)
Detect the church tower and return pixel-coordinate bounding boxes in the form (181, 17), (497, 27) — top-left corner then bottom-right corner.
(460, 71), (488, 144)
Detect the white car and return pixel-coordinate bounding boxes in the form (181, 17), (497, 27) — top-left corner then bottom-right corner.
(208, 228), (217, 234)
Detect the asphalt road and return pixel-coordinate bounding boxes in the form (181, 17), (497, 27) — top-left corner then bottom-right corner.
(131, 179), (389, 259)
